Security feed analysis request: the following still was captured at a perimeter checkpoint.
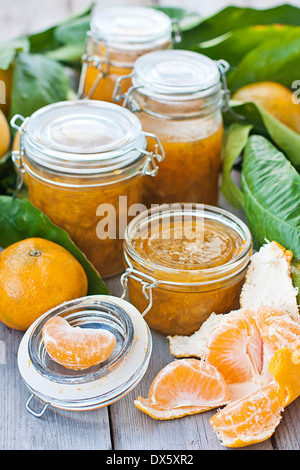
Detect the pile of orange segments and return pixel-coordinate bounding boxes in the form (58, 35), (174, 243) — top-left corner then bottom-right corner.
(135, 306), (300, 447)
(135, 242), (300, 448)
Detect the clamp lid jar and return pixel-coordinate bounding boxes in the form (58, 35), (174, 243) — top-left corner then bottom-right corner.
(117, 50), (229, 207)
(122, 204), (252, 336)
(11, 100), (164, 278)
(79, 6), (174, 102)
(17, 295), (152, 417)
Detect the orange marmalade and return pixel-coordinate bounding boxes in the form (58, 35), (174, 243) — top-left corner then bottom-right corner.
(123, 205), (252, 336)
(122, 50), (228, 206)
(80, 6), (173, 102)
(13, 100), (163, 278)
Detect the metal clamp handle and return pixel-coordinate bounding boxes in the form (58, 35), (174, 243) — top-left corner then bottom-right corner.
(26, 394), (50, 418)
(120, 267), (158, 317)
(113, 72), (134, 103)
(78, 53), (104, 99)
(216, 59), (230, 111)
(140, 131), (165, 177)
(171, 18), (182, 44)
(10, 114), (28, 196)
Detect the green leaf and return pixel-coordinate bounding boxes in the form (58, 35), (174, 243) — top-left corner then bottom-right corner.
(227, 27), (300, 92)
(220, 123), (252, 209)
(0, 37), (29, 70)
(54, 15), (90, 46)
(241, 135), (300, 257)
(0, 154), (17, 196)
(0, 195), (108, 295)
(10, 52), (70, 119)
(177, 4), (300, 49)
(193, 24), (293, 67)
(224, 101), (300, 169)
(291, 258), (300, 304)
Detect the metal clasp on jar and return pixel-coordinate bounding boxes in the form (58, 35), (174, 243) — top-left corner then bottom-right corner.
(216, 59), (230, 111)
(141, 131), (165, 177)
(10, 113), (29, 196)
(120, 267), (158, 317)
(77, 32), (134, 99)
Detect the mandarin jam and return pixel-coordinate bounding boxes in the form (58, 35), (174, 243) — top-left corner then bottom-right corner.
(139, 116), (223, 206)
(27, 172), (144, 278)
(124, 206), (252, 336)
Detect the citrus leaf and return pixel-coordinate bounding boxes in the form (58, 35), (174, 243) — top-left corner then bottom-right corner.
(220, 122), (252, 209)
(227, 27), (300, 92)
(175, 4), (300, 49)
(291, 259), (300, 304)
(10, 52), (70, 119)
(224, 101), (300, 170)
(0, 37), (29, 70)
(0, 195), (109, 296)
(241, 136), (300, 257)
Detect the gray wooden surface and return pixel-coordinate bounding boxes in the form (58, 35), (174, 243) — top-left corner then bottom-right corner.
(1, 0), (300, 451)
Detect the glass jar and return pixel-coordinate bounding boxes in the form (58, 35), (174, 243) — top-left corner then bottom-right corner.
(79, 6), (174, 103)
(17, 295), (152, 416)
(119, 50), (229, 207)
(11, 100), (164, 278)
(122, 204), (252, 336)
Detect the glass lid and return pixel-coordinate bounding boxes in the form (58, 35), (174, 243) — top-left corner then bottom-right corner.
(17, 295), (152, 415)
(132, 50), (221, 98)
(23, 100), (147, 174)
(90, 6), (172, 49)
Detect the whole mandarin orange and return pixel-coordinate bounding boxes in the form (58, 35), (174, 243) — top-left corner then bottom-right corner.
(0, 238), (88, 330)
(232, 81), (300, 133)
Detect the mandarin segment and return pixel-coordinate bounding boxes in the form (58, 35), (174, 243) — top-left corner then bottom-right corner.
(210, 383), (285, 448)
(42, 315), (116, 370)
(135, 359), (230, 419)
(255, 306), (300, 359)
(205, 309), (264, 384)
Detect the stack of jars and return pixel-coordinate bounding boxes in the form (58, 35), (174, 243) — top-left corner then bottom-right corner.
(12, 5), (252, 336)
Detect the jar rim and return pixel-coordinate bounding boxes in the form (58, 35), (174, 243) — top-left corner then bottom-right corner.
(90, 6), (172, 50)
(22, 100), (147, 175)
(124, 203), (252, 284)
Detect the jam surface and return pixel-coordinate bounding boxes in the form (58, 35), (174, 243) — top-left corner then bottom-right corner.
(133, 218), (244, 272)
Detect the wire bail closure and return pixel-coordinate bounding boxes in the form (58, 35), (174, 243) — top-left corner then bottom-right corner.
(10, 113), (28, 197)
(216, 59), (230, 111)
(120, 267), (158, 317)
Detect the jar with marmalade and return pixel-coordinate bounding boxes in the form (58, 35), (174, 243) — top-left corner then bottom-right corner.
(79, 6), (174, 102)
(11, 101), (164, 278)
(118, 50), (229, 207)
(122, 204), (252, 336)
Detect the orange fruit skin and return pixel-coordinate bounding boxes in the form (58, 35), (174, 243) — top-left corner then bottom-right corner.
(210, 383), (285, 448)
(232, 81), (300, 133)
(0, 108), (10, 159)
(42, 316), (116, 370)
(269, 347), (300, 407)
(0, 238), (88, 330)
(0, 67), (12, 117)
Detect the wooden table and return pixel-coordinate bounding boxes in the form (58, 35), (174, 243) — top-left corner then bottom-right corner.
(1, 189), (300, 451)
